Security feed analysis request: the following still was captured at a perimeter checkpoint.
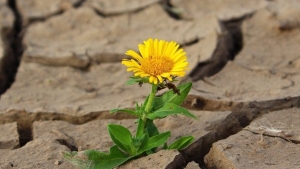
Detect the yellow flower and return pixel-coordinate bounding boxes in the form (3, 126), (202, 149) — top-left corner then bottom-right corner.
(122, 38), (188, 84)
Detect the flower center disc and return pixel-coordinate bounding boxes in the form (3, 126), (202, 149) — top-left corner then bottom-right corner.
(141, 57), (174, 76)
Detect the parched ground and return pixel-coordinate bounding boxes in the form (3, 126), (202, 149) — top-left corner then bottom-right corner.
(0, 0), (300, 168)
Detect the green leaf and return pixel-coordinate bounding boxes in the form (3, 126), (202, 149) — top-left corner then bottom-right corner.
(108, 124), (132, 145)
(125, 76), (149, 85)
(142, 94), (151, 112)
(63, 145), (131, 169)
(108, 124), (133, 154)
(152, 82), (192, 111)
(125, 77), (139, 85)
(63, 151), (92, 169)
(136, 118), (145, 138)
(143, 119), (160, 153)
(110, 108), (138, 117)
(147, 103), (197, 120)
(145, 149), (155, 155)
(168, 136), (194, 150)
(138, 131), (171, 154)
(145, 119), (159, 137)
(163, 143), (168, 150)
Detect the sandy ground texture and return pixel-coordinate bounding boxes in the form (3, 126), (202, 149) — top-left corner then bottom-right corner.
(1, 0), (300, 168)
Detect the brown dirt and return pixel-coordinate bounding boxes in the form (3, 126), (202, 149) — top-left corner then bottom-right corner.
(1, 0), (300, 169)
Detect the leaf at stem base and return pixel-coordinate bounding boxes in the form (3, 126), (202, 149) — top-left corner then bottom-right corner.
(147, 103), (197, 120)
(63, 145), (131, 169)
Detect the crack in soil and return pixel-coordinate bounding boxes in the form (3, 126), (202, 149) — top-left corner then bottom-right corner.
(0, 0), (23, 96)
(281, 78), (295, 90)
(180, 37), (200, 47)
(166, 95), (300, 168)
(26, 11), (64, 24)
(183, 95), (243, 112)
(56, 139), (78, 151)
(161, 0), (182, 20)
(3, 93), (298, 164)
(91, 1), (158, 17)
(17, 120), (32, 147)
(243, 127), (300, 144)
(1, 87), (300, 167)
(188, 16), (244, 81)
(0, 3), (298, 168)
(73, 0), (86, 8)
(0, 110), (136, 147)
(25, 0), (87, 25)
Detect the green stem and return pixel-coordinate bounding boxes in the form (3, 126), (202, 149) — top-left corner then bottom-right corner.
(144, 84), (157, 113)
(143, 84), (157, 121)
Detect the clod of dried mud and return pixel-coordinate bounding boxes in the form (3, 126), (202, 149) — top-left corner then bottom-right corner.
(205, 107), (300, 169)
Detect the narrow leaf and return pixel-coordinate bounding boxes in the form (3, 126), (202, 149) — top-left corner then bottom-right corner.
(136, 118), (145, 138)
(125, 77), (139, 85)
(147, 103), (197, 120)
(152, 82), (192, 111)
(142, 94), (151, 112)
(168, 136), (194, 150)
(138, 131), (170, 154)
(125, 76), (149, 85)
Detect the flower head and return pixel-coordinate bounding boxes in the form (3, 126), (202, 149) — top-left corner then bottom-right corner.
(122, 38), (188, 84)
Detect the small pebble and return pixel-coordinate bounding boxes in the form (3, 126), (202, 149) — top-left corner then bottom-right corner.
(54, 160), (60, 165)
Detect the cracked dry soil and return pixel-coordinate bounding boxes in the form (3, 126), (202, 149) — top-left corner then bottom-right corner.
(1, 0), (300, 169)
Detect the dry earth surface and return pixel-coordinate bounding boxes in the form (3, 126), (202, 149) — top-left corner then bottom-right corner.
(0, 0), (300, 168)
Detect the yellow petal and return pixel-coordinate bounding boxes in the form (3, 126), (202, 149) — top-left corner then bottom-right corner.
(154, 39), (159, 56)
(167, 76), (173, 81)
(134, 72), (144, 76)
(170, 44), (179, 56)
(157, 75), (163, 83)
(146, 39), (154, 56)
(138, 44), (147, 58)
(127, 68), (140, 72)
(163, 42), (173, 56)
(122, 38), (189, 84)
(154, 77), (158, 84)
(125, 50), (142, 61)
(144, 43), (150, 58)
(149, 76), (155, 83)
(158, 40), (165, 56)
(161, 73), (170, 77)
(172, 50), (185, 61)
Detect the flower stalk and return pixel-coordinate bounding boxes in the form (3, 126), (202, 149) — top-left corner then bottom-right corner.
(63, 38), (196, 169)
(144, 84), (157, 113)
